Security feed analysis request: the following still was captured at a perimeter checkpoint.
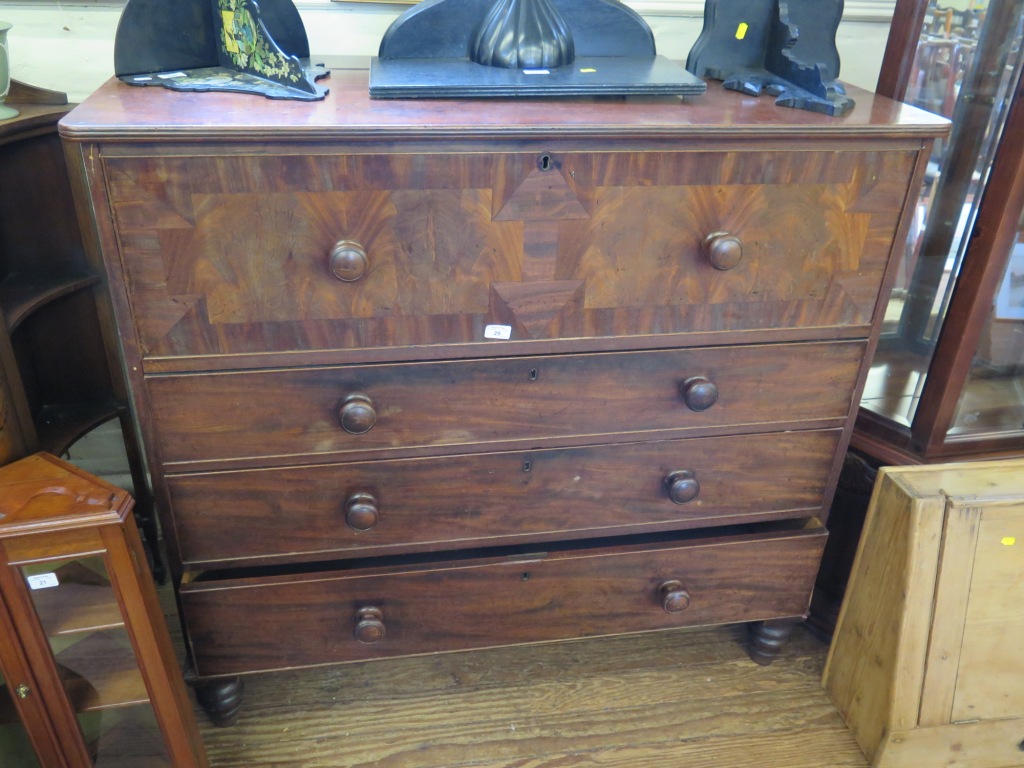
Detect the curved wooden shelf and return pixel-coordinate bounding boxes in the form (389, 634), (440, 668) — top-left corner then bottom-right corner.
(0, 270), (101, 331)
(0, 81), (69, 146)
(56, 632), (151, 713)
(0, 103), (71, 146)
(31, 561), (125, 637)
(86, 709), (172, 768)
(6, 80), (69, 107)
(35, 402), (123, 457)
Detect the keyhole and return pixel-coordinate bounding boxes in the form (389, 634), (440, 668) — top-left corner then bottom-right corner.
(522, 572), (530, 581)
(538, 153), (553, 171)
(529, 368), (538, 381)
(523, 460), (532, 472)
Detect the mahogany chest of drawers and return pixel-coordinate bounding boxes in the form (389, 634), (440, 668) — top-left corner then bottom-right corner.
(60, 71), (947, 722)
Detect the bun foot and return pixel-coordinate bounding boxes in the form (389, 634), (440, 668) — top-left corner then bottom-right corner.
(194, 677), (245, 727)
(747, 619), (799, 666)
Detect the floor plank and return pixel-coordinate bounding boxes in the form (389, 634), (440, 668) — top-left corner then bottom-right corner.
(195, 626), (869, 768)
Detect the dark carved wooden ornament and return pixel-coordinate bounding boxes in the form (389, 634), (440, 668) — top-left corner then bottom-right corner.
(686, 0), (853, 115)
(370, 0), (706, 98)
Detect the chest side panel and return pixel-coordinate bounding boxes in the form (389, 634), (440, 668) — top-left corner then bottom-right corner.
(949, 503), (1024, 721)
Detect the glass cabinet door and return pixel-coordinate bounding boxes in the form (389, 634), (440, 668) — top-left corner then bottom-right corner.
(0, 667), (43, 768)
(20, 555), (173, 767)
(857, 0), (1024, 459)
(0, 585), (68, 768)
(947, 221), (1024, 441)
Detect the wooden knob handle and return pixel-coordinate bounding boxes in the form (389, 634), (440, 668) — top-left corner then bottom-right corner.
(703, 232), (743, 270)
(354, 607), (385, 644)
(665, 470), (700, 505)
(680, 377), (718, 412)
(659, 580), (691, 613)
(339, 393), (376, 434)
(329, 240), (369, 282)
(345, 493), (379, 531)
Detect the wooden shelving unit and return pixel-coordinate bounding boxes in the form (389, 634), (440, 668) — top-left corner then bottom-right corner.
(0, 81), (162, 581)
(0, 271), (102, 331)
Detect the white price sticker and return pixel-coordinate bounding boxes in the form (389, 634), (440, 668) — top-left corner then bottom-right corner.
(27, 573), (59, 590)
(484, 324), (513, 340)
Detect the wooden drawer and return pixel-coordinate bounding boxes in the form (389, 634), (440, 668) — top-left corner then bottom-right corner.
(106, 149), (914, 364)
(180, 522), (827, 676)
(148, 342), (863, 469)
(168, 429), (841, 566)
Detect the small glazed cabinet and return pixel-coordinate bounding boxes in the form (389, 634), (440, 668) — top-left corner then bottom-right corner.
(59, 70), (948, 722)
(0, 453), (208, 767)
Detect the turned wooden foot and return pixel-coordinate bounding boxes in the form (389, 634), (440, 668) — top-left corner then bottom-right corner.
(747, 619), (800, 666)
(194, 677), (245, 727)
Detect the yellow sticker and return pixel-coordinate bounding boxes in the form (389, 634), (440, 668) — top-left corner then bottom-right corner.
(1002, 537), (1016, 546)
(222, 11), (239, 53)
(736, 22), (749, 40)
(580, 68), (597, 73)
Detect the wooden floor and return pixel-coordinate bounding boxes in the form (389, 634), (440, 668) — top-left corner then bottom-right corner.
(70, 421), (870, 768)
(192, 625), (869, 768)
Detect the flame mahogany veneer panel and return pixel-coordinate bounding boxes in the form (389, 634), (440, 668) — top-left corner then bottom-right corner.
(104, 149), (914, 360)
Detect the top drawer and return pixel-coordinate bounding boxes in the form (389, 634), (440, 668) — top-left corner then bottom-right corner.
(104, 148), (915, 363)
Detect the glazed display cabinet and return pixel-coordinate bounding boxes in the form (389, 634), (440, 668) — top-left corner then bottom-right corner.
(0, 453), (207, 767)
(856, 0), (1024, 463)
(811, 0), (1024, 638)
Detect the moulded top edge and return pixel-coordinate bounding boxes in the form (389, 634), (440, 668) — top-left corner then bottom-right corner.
(58, 72), (951, 144)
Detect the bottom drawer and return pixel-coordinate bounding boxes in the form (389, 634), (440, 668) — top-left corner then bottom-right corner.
(181, 522), (827, 677)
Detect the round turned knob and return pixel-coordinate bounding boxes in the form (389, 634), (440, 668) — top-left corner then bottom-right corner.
(680, 377), (719, 412)
(659, 580), (691, 613)
(703, 232), (743, 271)
(665, 470), (700, 505)
(329, 240), (369, 282)
(345, 493), (379, 531)
(339, 393), (376, 434)
(354, 606), (386, 644)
